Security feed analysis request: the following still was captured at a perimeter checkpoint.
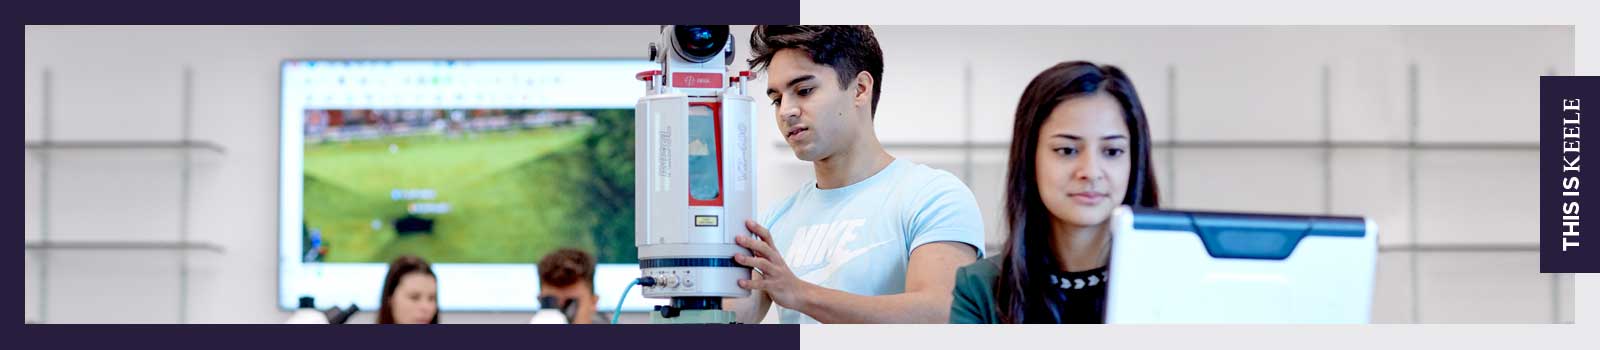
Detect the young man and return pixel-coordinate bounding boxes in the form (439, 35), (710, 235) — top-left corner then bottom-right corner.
(726, 25), (986, 324)
(537, 248), (607, 324)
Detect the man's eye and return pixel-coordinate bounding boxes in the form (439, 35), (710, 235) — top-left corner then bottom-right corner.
(797, 87), (813, 96)
(770, 97), (782, 106)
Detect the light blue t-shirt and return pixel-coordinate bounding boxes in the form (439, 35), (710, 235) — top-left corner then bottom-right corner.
(760, 159), (986, 324)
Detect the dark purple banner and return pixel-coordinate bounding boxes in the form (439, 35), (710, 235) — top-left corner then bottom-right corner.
(1541, 76), (1599, 273)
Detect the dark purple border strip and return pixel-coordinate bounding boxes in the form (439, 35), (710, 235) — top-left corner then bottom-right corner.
(1541, 76), (1600, 273)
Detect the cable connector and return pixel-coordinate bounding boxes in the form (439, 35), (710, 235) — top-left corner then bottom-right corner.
(612, 276), (659, 324)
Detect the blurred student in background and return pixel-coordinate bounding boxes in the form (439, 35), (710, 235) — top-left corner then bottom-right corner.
(377, 255), (440, 324)
(535, 248), (607, 324)
(950, 61), (1160, 323)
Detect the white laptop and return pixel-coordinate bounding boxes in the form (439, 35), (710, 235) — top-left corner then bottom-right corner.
(1105, 205), (1378, 324)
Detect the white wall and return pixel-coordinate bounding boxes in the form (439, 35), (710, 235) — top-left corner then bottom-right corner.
(24, 25), (1573, 324)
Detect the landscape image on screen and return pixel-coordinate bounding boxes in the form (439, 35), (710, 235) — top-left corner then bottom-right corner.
(300, 108), (635, 264)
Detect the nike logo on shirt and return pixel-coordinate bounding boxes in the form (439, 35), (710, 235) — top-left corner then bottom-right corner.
(784, 219), (893, 282)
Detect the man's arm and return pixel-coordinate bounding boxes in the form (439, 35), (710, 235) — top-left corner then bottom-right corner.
(735, 220), (979, 323)
(792, 241), (977, 323)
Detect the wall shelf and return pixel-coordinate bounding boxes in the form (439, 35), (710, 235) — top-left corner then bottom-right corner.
(25, 240), (226, 253)
(26, 140), (226, 154)
(1377, 244), (1538, 253)
(28, 66), (216, 324)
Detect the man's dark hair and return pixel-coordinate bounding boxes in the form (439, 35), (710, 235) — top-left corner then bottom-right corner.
(748, 25), (885, 117)
(538, 248), (597, 293)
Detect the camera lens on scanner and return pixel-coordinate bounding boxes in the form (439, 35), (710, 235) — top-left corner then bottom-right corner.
(672, 25), (729, 63)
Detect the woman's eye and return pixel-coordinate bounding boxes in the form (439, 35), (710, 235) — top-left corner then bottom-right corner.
(1105, 148), (1126, 157)
(1053, 147), (1077, 156)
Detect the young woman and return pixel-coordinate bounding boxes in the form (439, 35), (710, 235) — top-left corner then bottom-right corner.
(950, 61), (1160, 323)
(377, 255), (440, 324)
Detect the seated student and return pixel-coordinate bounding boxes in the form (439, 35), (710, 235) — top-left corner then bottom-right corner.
(535, 248), (608, 324)
(950, 61), (1161, 324)
(378, 255), (440, 324)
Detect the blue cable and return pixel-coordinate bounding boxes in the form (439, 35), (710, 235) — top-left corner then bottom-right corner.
(612, 277), (654, 324)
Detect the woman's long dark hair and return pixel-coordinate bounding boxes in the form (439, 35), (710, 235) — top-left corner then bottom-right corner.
(997, 61), (1159, 323)
(377, 255), (440, 324)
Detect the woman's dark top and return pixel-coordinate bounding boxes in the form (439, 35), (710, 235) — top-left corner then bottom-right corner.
(950, 256), (1109, 324)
